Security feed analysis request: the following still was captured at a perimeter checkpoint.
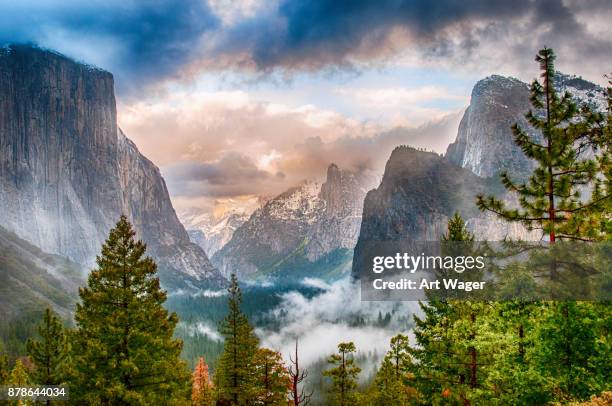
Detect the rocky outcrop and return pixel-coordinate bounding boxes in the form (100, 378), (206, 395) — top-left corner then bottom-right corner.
(0, 45), (226, 290)
(445, 75), (536, 179)
(351, 146), (535, 278)
(446, 74), (607, 179)
(212, 164), (374, 280)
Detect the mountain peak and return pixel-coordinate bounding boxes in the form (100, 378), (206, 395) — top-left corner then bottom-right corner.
(446, 72), (606, 179)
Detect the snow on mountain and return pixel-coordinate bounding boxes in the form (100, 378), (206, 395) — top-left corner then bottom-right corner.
(446, 73), (607, 179)
(211, 165), (377, 280)
(180, 208), (252, 257)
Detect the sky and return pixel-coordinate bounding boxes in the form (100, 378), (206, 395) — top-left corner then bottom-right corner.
(1, 0), (611, 216)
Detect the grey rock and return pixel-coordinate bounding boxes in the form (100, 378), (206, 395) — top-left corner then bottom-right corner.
(212, 164), (375, 280)
(0, 45), (226, 290)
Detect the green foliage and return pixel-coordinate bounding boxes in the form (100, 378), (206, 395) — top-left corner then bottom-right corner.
(369, 334), (416, 406)
(0, 344), (9, 384)
(26, 308), (70, 386)
(7, 359), (32, 406)
(323, 342), (361, 406)
(70, 215), (190, 405)
(215, 273), (260, 405)
(252, 348), (291, 405)
(534, 302), (610, 401)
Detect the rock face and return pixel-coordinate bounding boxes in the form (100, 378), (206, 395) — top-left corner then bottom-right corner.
(0, 45), (226, 290)
(446, 74), (607, 179)
(212, 164), (374, 281)
(445, 75), (536, 179)
(351, 146), (534, 277)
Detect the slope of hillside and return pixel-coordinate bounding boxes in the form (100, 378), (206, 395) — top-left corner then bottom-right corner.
(0, 226), (83, 318)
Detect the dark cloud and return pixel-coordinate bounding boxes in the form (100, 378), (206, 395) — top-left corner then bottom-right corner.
(0, 0), (219, 92)
(210, 0), (611, 82)
(1, 1), (610, 89)
(249, 0), (530, 68)
(164, 153), (285, 198)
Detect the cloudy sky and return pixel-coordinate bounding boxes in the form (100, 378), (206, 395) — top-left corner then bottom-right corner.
(2, 0), (611, 216)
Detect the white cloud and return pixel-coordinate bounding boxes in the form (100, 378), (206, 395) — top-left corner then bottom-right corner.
(257, 277), (420, 367)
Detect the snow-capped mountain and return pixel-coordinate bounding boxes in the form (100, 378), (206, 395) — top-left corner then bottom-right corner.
(181, 209), (252, 257)
(212, 164), (376, 281)
(446, 73), (607, 179)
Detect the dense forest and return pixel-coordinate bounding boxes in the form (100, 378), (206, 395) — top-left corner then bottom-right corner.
(0, 48), (610, 405)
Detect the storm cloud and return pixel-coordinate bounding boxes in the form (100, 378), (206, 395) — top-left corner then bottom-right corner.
(0, 0), (219, 92)
(164, 153), (286, 198)
(2, 0), (610, 89)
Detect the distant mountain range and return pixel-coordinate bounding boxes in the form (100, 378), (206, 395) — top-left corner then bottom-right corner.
(0, 45), (226, 294)
(211, 164), (376, 281)
(181, 208), (253, 258)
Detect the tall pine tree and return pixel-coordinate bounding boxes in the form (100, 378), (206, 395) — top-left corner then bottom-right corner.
(26, 308), (70, 404)
(252, 348), (291, 405)
(322, 342), (361, 406)
(476, 48), (610, 402)
(70, 215), (189, 405)
(215, 273), (259, 405)
(476, 47), (606, 243)
(371, 334), (416, 405)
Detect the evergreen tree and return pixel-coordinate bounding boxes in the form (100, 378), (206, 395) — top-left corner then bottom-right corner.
(371, 334), (416, 405)
(323, 342), (361, 406)
(475, 48), (610, 402)
(215, 273), (259, 405)
(70, 215), (190, 405)
(26, 308), (70, 390)
(0, 345), (9, 384)
(476, 47), (606, 243)
(192, 357), (214, 406)
(7, 359), (31, 406)
(252, 348), (291, 405)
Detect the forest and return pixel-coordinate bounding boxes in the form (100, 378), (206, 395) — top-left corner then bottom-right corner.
(0, 48), (610, 405)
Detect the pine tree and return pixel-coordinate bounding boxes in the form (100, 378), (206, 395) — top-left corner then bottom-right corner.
(371, 334), (416, 405)
(70, 215), (190, 405)
(26, 308), (70, 391)
(252, 348), (291, 405)
(192, 357), (214, 406)
(7, 359), (31, 406)
(476, 47), (606, 243)
(215, 273), (259, 405)
(0, 345), (9, 385)
(323, 342), (361, 406)
(475, 48), (610, 402)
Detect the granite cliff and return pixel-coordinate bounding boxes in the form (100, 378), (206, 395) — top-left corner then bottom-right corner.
(0, 45), (226, 290)
(446, 74), (607, 179)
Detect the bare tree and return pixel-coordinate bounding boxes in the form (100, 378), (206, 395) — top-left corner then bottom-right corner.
(288, 338), (312, 406)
